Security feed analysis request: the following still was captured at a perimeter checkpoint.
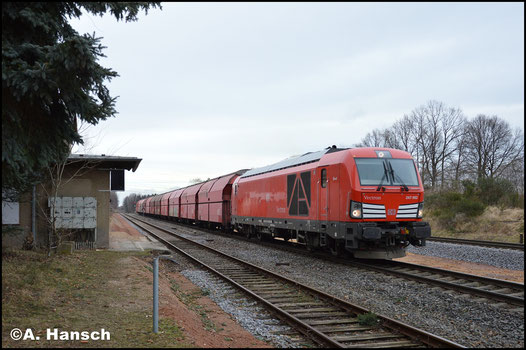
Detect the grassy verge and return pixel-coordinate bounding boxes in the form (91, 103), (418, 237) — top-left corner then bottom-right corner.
(167, 279), (218, 333)
(2, 249), (190, 348)
(426, 206), (524, 243)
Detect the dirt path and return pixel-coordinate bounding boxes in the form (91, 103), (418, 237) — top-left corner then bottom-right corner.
(110, 213), (147, 240)
(396, 252), (524, 283)
(110, 213), (271, 348)
(129, 257), (271, 348)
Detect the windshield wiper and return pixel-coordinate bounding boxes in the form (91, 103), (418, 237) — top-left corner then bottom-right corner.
(377, 161), (389, 191)
(387, 161), (409, 191)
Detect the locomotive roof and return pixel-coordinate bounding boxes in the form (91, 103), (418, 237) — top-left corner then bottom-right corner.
(242, 147), (349, 178)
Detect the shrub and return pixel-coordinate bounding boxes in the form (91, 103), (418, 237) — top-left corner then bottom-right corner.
(357, 312), (379, 326)
(476, 177), (516, 207)
(455, 198), (485, 217)
(425, 191), (486, 226)
(461, 180), (477, 198)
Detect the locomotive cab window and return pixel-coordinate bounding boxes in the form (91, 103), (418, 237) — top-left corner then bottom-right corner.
(321, 169), (327, 188)
(354, 158), (419, 186)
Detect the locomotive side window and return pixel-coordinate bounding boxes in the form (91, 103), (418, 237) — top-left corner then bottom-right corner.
(321, 169), (327, 188)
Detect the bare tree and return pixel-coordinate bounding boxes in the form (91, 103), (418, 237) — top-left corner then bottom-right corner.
(110, 191), (119, 211)
(500, 157), (525, 194)
(438, 106), (466, 189)
(403, 100), (467, 190)
(449, 122), (470, 190)
(465, 115), (524, 180)
(359, 128), (388, 147)
(382, 129), (401, 149)
(356, 102), (523, 198)
(409, 104), (432, 188)
(38, 148), (100, 254)
(391, 115), (417, 154)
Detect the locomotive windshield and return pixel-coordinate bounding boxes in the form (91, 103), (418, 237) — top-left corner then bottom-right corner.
(355, 158), (419, 186)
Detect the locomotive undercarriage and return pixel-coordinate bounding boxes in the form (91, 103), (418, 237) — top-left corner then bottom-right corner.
(141, 213), (430, 260)
(232, 216), (431, 260)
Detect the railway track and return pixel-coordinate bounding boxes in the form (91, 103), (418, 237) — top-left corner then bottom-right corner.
(130, 213), (524, 313)
(122, 213), (463, 348)
(350, 260), (524, 310)
(427, 236), (524, 251)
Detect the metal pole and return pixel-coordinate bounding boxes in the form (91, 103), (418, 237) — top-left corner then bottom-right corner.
(32, 185), (36, 247)
(153, 257), (159, 333)
(153, 255), (177, 333)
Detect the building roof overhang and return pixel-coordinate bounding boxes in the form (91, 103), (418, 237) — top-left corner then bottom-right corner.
(68, 154), (142, 172)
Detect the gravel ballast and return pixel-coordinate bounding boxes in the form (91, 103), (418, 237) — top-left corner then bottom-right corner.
(138, 216), (524, 348)
(157, 247), (308, 348)
(182, 231), (523, 347)
(407, 241), (524, 270)
(181, 269), (303, 348)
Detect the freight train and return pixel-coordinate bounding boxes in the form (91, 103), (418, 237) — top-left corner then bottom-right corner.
(136, 146), (431, 259)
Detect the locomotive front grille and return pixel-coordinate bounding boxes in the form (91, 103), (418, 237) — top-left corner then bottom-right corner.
(362, 203), (386, 219)
(396, 203), (419, 218)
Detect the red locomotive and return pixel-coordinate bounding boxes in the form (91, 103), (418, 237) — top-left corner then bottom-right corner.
(136, 147), (431, 259)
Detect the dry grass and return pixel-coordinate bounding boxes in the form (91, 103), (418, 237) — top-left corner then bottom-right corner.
(1, 250), (190, 348)
(428, 206), (524, 243)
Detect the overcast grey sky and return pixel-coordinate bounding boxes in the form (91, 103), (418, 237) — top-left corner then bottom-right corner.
(69, 2), (524, 203)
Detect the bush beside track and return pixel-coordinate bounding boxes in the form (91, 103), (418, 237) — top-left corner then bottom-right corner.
(424, 179), (524, 243)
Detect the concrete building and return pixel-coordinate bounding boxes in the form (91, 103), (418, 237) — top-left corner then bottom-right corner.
(2, 154), (141, 249)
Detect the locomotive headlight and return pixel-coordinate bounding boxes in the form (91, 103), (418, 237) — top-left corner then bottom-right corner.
(350, 201), (362, 219)
(417, 202), (424, 218)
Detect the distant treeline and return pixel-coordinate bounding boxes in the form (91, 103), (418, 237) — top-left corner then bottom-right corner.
(121, 193), (156, 213)
(355, 100), (524, 196)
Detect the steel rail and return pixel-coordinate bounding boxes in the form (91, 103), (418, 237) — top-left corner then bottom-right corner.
(133, 213), (524, 309)
(351, 260), (524, 307)
(123, 213), (464, 348)
(427, 237), (524, 251)
(124, 214), (344, 347)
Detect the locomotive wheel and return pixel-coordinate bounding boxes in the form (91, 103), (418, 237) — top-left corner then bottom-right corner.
(256, 231), (265, 241)
(328, 238), (344, 257)
(330, 246), (343, 256)
(305, 232), (318, 252)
